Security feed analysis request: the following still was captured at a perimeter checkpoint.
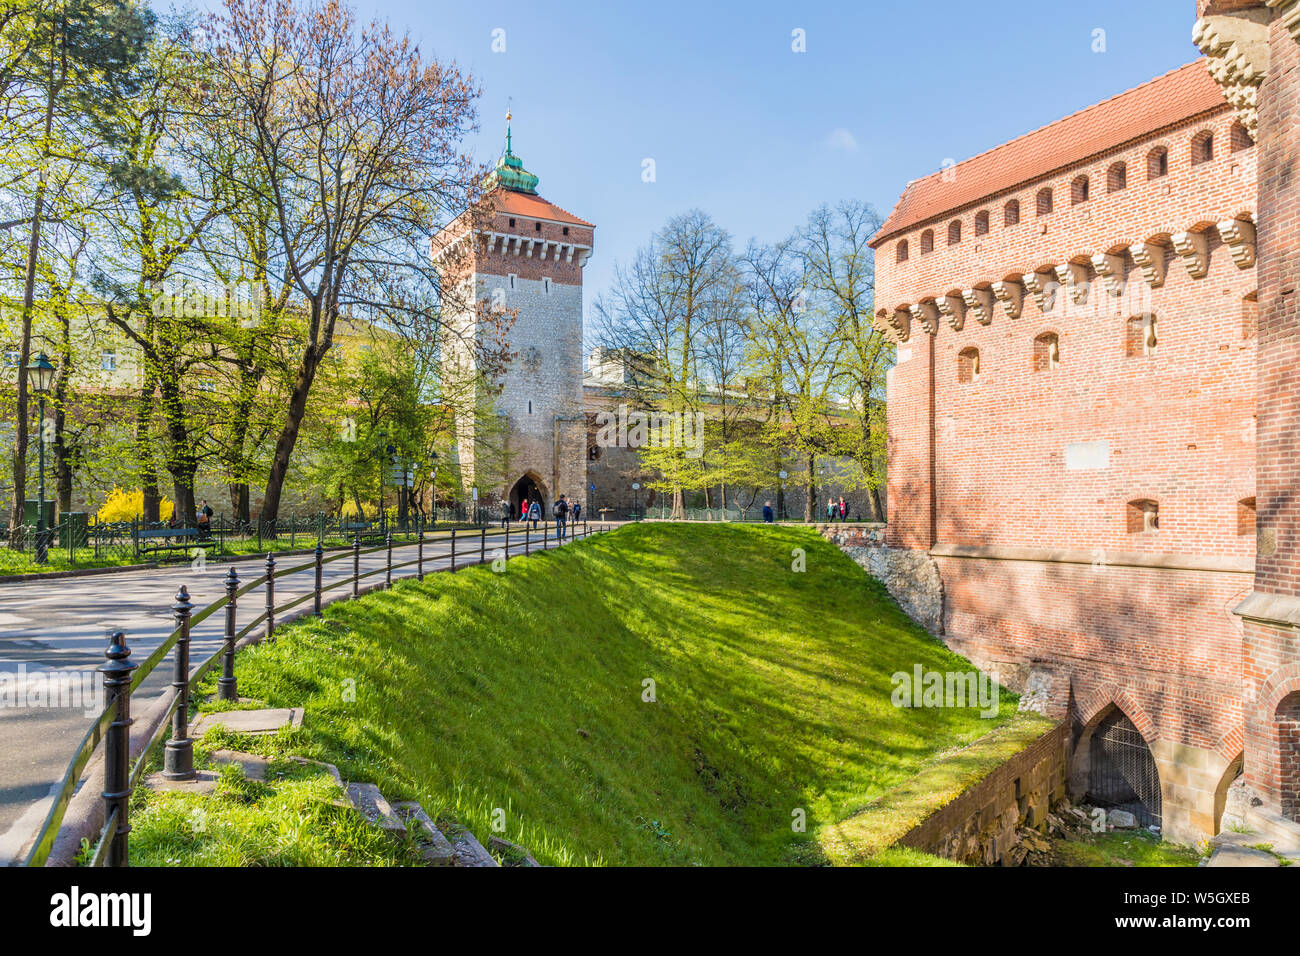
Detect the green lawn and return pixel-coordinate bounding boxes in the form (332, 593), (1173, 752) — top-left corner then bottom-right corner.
(167, 522), (1037, 866)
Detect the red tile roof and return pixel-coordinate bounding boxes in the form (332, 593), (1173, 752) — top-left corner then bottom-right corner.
(489, 189), (594, 228)
(870, 60), (1228, 247)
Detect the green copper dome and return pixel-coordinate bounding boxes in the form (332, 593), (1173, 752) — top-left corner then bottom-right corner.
(482, 111), (539, 195)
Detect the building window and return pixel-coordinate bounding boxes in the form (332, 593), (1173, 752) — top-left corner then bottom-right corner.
(896, 239), (909, 263)
(101, 349), (116, 371)
(1126, 315), (1157, 357)
(563, 226), (570, 236)
(1147, 146), (1168, 179)
(528, 400), (532, 414)
(1238, 497), (1256, 536)
(1127, 499), (1159, 533)
(1243, 291), (1258, 339)
(1036, 188), (1053, 216)
(957, 347), (980, 384)
(1071, 175), (1090, 204)
(948, 220), (961, 245)
(1033, 331), (1059, 372)
(588, 445), (602, 462)
(1230, 121), (1253, 152)
(507, 273), (517, 291)
(1107, 162), (1127, 192)
(975, 210), (989, 236)
(2, 348), (18, 368)
(508, 218), (516, 227)
(1003, 199), (1020, 226)
(535, 221), (542, 232)
(196, 379), (217, 393)
(920, 229), (934, 254)
(1191, 130), (1214, 165)
(542, 277), (552, 295)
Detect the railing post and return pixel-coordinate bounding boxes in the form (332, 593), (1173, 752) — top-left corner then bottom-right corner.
(504, 525), (509, 563)
(353, 533), (360, 598)
(417, 525), (425, 582)
(313, 541), (323, 616)
(163, 587), (196, 781)
(386, 532), (393, 588)
(219, 567), (240, 701)
(544, 520), (549, 550)
(480, 527), (486, 566)
(265, 552), (276, 640)
(100, 630), (137, 867)
(525, 523), (530, 556)
(450, 529), (457, 572)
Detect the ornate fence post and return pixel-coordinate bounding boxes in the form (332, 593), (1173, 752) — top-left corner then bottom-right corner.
(353, 533), (360, 598)
(265, 553), (276, 640)
(163, 588), (196, 781)
(313, 541), (324, 616)
(417, 524), (425, 582)
(450, 529), (457, 572)
(219, 567), (240, 701)
(100, 630), (137, 867)
(386, 532), (393, 588)
(480, 527), (486, 566)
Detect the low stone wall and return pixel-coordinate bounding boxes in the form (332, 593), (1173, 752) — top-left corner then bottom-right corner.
(821, 526), (944, 636)
(897, 722), (1069, 865)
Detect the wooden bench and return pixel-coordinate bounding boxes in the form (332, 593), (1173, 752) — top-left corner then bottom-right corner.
(137, 527), (220, 558)
(340, 523), (387, 546)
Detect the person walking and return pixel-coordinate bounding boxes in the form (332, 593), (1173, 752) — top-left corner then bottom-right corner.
(528, 498), (541, 530)
(554, 494), (569, 542)
(197, 499), (213, 540)
(520, 497), (530, 523)
(762, 500), (774, 523)
(500, 499), (511, 529)
(826, 496), (836, 523)
(838, 496), (848, 523)
(572, 501), (582, 524)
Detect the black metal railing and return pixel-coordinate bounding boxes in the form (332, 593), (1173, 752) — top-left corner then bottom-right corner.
(23, 517), (610, 868)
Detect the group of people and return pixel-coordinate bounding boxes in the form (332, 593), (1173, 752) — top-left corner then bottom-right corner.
(826, 496), (852, 522)
(500, 494), (582, 541)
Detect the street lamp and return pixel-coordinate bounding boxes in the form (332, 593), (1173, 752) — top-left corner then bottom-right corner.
(28, 353), (55, 564)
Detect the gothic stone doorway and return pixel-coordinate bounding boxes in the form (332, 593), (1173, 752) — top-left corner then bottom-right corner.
(508, 474), (547, 517)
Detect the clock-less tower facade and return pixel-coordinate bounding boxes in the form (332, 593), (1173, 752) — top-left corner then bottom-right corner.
(432, 115), (594, 515)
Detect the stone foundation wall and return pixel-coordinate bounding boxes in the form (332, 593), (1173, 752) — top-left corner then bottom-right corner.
(898, 722), (1070, 865)
(821, 525), (944, 636)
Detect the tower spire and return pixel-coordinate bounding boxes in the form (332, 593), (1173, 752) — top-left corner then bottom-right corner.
(483, 102), (539, 195)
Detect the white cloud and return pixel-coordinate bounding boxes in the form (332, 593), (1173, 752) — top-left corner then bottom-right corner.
(824, 127), (859, 152)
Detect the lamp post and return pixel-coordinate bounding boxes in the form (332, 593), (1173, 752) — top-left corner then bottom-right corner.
(28, 353), (55, 563)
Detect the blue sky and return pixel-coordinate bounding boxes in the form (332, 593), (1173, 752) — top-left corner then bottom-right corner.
(181, 1), (1202, 323)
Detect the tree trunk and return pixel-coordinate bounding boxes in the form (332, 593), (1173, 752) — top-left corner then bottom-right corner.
(871, 485), (884, 523)
(260, 345), (325, 531)
(804, 454), (817, 523)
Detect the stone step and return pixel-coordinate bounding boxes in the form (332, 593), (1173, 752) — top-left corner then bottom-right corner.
(392, 802), (456, 866)
(191, 707), (304, 737)
(488, 835), (541, 867)
(1245, 805), (1300, 854)
(443, 822), (499, 867)
(210, 749), (271, 781)
(1206, 843), (1280, 867)
(345, 783), (407, 840)
(287, 756), (348, 806)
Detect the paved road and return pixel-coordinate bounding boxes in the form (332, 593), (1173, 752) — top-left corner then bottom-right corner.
(0, 522), (601, 863)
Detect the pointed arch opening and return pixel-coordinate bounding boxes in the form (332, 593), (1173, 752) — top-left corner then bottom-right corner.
(1084, 706), (1163, 828)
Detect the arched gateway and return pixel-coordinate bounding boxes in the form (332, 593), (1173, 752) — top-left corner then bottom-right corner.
(508, 474), (547, 516)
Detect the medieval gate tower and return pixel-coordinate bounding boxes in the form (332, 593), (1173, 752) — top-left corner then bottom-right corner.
(432, 113), (594, 514)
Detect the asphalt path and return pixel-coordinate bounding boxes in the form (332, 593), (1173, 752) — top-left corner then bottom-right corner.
(0, 520), (603, 863)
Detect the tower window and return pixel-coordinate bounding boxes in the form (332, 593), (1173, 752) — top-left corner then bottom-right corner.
(896, 239), (909, 263)
(975, 210), (989, 236)
(588, 445), (601, 461)
(542, 277), (552, 295)
(920, 229), (934, 254)
(528, 400), (532, 414)
(1071, 175), (1089, 204)
(1230, 121), (1253, 152)
(1126, 315), (1157, 357)
(1238, 497), (1256, 536)
(1127, 499), (1159, 533)
(101, 349), (117, 371)
(1242, 291), (1258, 339)
(563, 226), (570, 236)
(535, 221), (542, 232)
(957, 347), (980, 384)
(1003, 199), (1020, 226)
(1033, 332), (1059, 371)
(1147, 146), (1168, 180)
(1107, 162), (1127, 193)
(509, 218), (516, 227)
(948, 220), (961, 245)
(1036, 188), (1053, 216)
(1191, 130), (1214, 166)
(508, 273), (517, 290)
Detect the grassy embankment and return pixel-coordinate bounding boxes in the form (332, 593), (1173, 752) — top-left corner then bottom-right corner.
(131, 523), (1049, 866)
